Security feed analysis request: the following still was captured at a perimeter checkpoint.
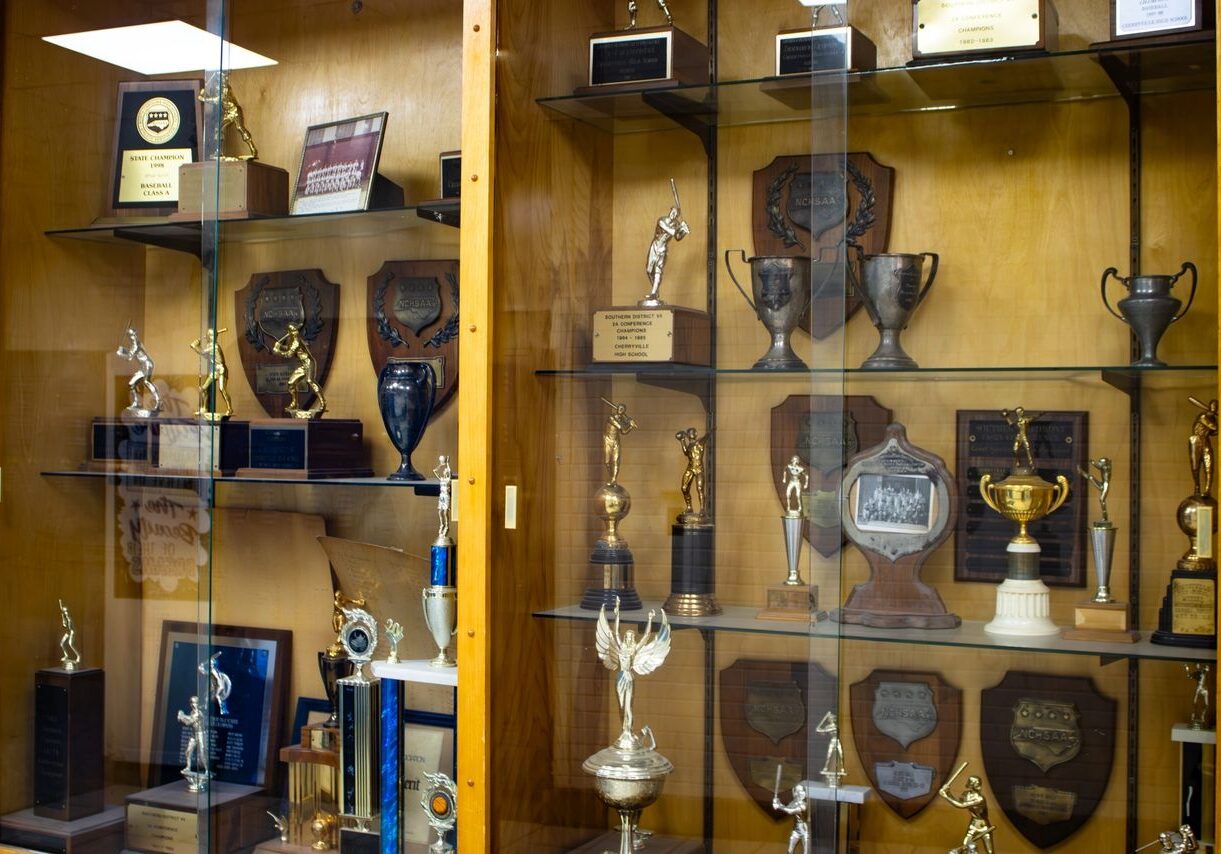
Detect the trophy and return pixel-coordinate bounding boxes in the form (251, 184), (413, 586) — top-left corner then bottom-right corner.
(980, 407), (1069, 637)
(937, 762), (995, 854)
(580, 1), (707, 92)
(423, 456), (458, 667)
(1187, 664), (1211, 731)
(759, 457), (825, 621)
(662, 427), (720, 617)
(1137, 825), (1199, 853)
(384, 619), (404, 664)
(771, 766), (811, 854)
(582, 399), (642, 611)
(1170, 664), (1213, 845)
(336, 606), (380, 848)
(378, 360), (436, 481)
(1062, 457), (1138, 642)
(189, 328), (233, 421)
(177, 696), (211, 793)
(815, 711), (846, 788)
(582, 598), (674, 854)
(285, 620), (343, 849)
(172, 70), (289, 220)
(117, 325), (163, 418)
(854, 248), (939, 369)
(592, 181), (710, 366)
(420, 771), (457, 853)
(1101, 261), (1196, 367)
(725, 250), (813, 370)
(1154, 397), (1219, 647)
(775, 4), (876, 76)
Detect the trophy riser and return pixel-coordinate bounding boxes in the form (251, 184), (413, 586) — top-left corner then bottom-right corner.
(1088, 522), (1117, 601)
(338, 678), (381, 826)
(665, 523), (719, 616)
(34, 667), (105, 822)
(583, 542), (642, 611)
(125, 780), (264, 854)
(171, 160), (290, 221)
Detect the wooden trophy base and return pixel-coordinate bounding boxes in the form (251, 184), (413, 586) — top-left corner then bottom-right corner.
(125, 781), (267, 854)
(1060, 600), (1138, 643)
(151, 419), (251, 477)
(34, 667), (105, 822)
(235, 419), (373, 480)
(591, 305), (711, 366)
(171, 160), (290, 221)
(758, 584), (827, 622)
(576, 25), (708, 94)
(0, 804), (124, 854)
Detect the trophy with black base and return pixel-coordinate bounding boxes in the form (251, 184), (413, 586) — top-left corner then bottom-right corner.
(583, 400), (642, 611)
(1154, 397), (1219, 648)
(663, 427), (719, 617)
(337, 607), (380, 853)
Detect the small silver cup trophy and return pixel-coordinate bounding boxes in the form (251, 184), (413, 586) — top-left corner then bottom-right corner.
(853, 247), (939, 369)
(1101, 261), (1196, 367)
(423, 455), (457, 667)
(725, 250), (813, 370)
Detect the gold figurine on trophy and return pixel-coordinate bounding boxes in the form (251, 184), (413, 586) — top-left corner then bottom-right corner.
(199, 71), (258, 161)
(675, 427), (709, 524)
(939, 762), (995, 854)
(664, 425), (719, 617)
(189, 327), (232, 421)
(273, 323), (327, 420)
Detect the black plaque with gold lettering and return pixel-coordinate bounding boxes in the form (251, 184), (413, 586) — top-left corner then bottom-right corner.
(108, 81), (202, 217)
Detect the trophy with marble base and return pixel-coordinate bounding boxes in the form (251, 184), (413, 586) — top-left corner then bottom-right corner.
(584, 400), (642, 611)
(1154, 397), (1219, 648)
(759, 457), (827, 622)
(981, 408), (1069, 638)
(663, 428), (720, 617)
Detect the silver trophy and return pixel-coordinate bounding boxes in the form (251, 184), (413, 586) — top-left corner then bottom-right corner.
(726, 250), (812, 370)
(853, 248), (938, 369)
(420, 771), (457, 853)
(1101, 262), (1196, 367)
(583, 598), (674, 854)
(424, 457), (458, 668)
(177, 695), (211, 792)
(1080, 457), (1116, 604)
(422, 587), (457, 668)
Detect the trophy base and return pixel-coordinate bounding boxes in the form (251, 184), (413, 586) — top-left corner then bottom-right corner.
(752, 353), (809, 371)
(0, 804), (125, 854)
(665, 523), (719, 616)
(151, 419), (251, 476)
(758, 585), (827, 622)
(832, 606), (959, 629)
(89, 417), (153, 467)
(172, 160), (290, 221)
(34, 666), (105, 822)
(579, 26), (709, 92)
(1061, 600), (1138, 643)
(236, 419), (373, 480)
(125, 781), (265, 854)
(591, 306), (711, 366)
(583, 541), (641, 611)
(581, 586), (642, 612)
(1152, 567), (1217, 648)
(338, 825), (379, 854)
(984, 578), (1059, 637)
(859, 351), (918, 370)
(662, 592), (720, 617)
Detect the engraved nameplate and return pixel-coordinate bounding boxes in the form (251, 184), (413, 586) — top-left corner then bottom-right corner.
(916, 0), (1048, 56)
(1198, 505), (1213, 558)
(249, 425), (307, 470)
(126, 803), (197, 854)
(33, 684), (68, 810)
(874, 760), (934, 800)
(256, 363), (294, 397)
(1115, 0), (1199, 37)
(1172, 577), (1216, 635)
(1013, 784), (1076, 826)
(590, 31), (671, 86)
(119, 150), (192, 205)
(157, 424), (220, 472)
(592, 309), (675, 362)
(776, 29), (847, 74)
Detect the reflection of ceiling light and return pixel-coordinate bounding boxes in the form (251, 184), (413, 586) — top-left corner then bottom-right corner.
(798, 0), (845, 7)
(43, 21), (276, 75)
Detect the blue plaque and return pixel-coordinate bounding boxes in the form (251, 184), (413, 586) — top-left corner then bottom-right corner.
(430, 542), (454, 586)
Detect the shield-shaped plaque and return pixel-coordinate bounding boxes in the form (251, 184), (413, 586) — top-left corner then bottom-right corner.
(367, 260), (460, 412)
(751, 153), (894, 339)
(771, 395), (892, 558)
(234, 270), (339, 418)
(981, 671), (1116, 848)
(849, 670), (961, 819)
(720, 659), (835, 818)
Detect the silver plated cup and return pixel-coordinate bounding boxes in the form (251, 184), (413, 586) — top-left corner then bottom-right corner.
(725, 250), (813, 370)
(1101, 261), (1196, 367)
(855, 250), (939, 370)
(422, 585), (457, 667)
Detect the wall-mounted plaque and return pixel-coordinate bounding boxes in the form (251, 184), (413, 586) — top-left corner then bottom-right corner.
(849, 670), (961, 819)
(770, 394), (892, 557)
(981, 671), (1116, 849)
(956, 410), (1087, 588)
(776, 26), (876, 75)
(236, 269), (339, 418)
(290, 112), (402, 215)
(367, 260), (460, 413)
(1111, 0), (1211, 41)
(720, 659), (835, 818)
(108, 80), (202, 217)
(752, 153), (893, 339)
(912, 0), (1058, 62)
(580, 26), (708, 92)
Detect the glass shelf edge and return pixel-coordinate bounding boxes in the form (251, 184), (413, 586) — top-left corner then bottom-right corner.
(40, 469), (442, 494)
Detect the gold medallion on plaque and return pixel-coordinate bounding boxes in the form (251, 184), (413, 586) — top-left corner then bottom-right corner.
(136, 97), (182, 145)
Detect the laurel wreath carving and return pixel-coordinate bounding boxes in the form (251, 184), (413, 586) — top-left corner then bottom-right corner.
(845, 159), (877, 243)
(765, 159), (879, 257)
(426, 273), (460, 349)
(374, 271), (459, 349)
(243, 274), (324, 350)
(766, 163), (806, 251)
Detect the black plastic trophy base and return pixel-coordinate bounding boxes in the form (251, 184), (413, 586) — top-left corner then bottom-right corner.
(0, 804), (124, 854)
(338, 826), (380, 853)
(662, 522), (720, 617)
(581, 540), (642, 611)
(35, 666), (104, 822)
(236, 419), (373, 480)
(125, 781), (266, 854)
(1152, 567), (1218, 648)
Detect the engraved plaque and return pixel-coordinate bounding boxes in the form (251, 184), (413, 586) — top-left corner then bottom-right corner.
(126, 803), (197, 854)
(590, 31), (671, 85)
(109, 81), (202, 216)
(593, 309), (674, 362)
(914, 0), (1057, 59)
(873, 682), (936, 749)
(1172, 578), (1217, 635)
(745, 682), (805, 745)
(775, 27), (878, 75)
(1113, 0), (1206, 39)
(1013, 784), (1077, 826)
(874, 761), (934, 801)
(1010, 698), (1080, 773)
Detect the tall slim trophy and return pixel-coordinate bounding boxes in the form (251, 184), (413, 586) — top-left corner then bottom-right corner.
(1062, 456), (1138, 642)
(423, 455), (457, 667)
(980, 407), (1069, 637)
(337, 607), (380, 852)
(583, 400), (642, 611)
(759, 457), (826, 621)
(1154, 397), (1219, 647)
(663, 427), (720, 616)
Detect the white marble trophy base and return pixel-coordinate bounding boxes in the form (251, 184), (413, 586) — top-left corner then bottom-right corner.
(985, 544), (1059, 636)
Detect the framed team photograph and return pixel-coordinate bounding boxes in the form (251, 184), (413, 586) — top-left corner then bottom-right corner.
(853, 472), (935, 535)
(290, 112), (389, 215)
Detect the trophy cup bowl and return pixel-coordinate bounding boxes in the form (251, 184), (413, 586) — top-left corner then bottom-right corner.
(855, 250), (938, 370)
(979, 469), (1069, 546)
(725, 250), (812, 371)
(422, 586), (457, 667)
(1101, 262), (1196, 367)
(1088, 521), (1117, 603)
(317, 650), (350, 725)
(583, 741), (674, 854)
(1177, 493), (1219, 572)
(377, 359), (437, 481)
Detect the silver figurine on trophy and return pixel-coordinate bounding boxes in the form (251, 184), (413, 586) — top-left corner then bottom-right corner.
(771, 765), (811, 854)
(177, 695), (211, 792)
(816, 711), (846, 788)
(583, 597), (674, 854)
(423, 455), (457, 668)
(640, 179), (690, 308)
(199, 651), (232, 716)
(1187, 664), (1210, 730)
(117, 324), (163, 417)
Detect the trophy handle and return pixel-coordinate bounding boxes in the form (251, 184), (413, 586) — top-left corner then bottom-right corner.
(1049, 475), (1070, 515)
(916, 252), (939, 305)
(1099, 267), (1125, 320)
(421, 588), (433, 634)
(1171, 261), (1198, 323)
(725, 249), (755, 312)
(978, 475), (1001, 515)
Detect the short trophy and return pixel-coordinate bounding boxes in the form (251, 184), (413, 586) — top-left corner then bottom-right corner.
(1101, 261), (1196, 367)
(384, 618), (404, 665)
(1062, 456), (1138, 642)
(725, 250), (813, 370)
(592, 180), (710, 366)
(980, 407), (1070, 637)
(172, 70), (289, 221)
(759, 456), (826, 621)
(423, 456), (458, 667)
(771, 766), (811, 854)
(581, 0), (708, 92)
(177, 695), (211, 793)
(1170, 664), (1213, 843)
(775, 4), (876, 76)
(582, 598), (674, 854)
(1153, 397), (1219, 647)
(420, 771), (457, 854)
(853, 247), (939, 369)
(190, 328), (233, 421)
(583, 400), (642, 611)
(336, 606), (381, 850)
(938, 762), (995, 854)
(662, 427), (720, 617)
(1187, 663), (1211, 731)
(816, 711), (846, 788)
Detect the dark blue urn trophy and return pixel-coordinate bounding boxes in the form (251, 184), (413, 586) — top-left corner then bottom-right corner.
(377, 360), (437, 481)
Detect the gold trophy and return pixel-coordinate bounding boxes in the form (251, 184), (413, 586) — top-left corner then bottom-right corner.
(663, 427), (720, 617)
(980, 407), (1069, 637)
(583, 400), (642, 611)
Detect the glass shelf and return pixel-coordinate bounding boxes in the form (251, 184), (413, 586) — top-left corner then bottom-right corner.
(535, 363), (1217, 382)
(41, 469), (442, 496)
(536, 602), (1216, 664)
(537, 39), (1215, 134)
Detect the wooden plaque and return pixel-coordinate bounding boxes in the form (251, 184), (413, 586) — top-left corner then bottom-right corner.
(235, 269), (340, 418)
(578, 26), (709, 93)
(751, 153), (893, 339)
(955, 410), (1087, 588)
(107, 80), (203, 218)
(837, 423), (961, 628)
(770, 394), (892, 557)
(912, 0), (1058, 61)
(591, 306), (711, 366)
(719, 659), (835, 817)
(980, 671), (1116, 849)
(367, 260), (460, 412)
(849, 670), (961, 819)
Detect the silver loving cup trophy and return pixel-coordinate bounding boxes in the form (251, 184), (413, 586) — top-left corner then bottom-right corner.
(853, 248), (939, 370)
(1101, 261), (1197, 367)
(725, 250), (818, 370)
(422, 586), (457, 668)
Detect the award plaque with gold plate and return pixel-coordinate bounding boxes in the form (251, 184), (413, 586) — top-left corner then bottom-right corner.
(1153, 397), (1219, 648)
(107, 80), (202, 218)
(911, 0), (1058, 63)
(578, 1), (707, 93)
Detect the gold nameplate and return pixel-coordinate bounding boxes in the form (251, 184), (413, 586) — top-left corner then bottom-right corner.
(1172, 577), (1216, 635)
(1197, 505), (1213, 558)
(593, 308), (675, 362)
(915, 0), (1054, 57)
(118, 149), (192, 205)
(156, 424), (220, 472)
(126, 803), (197, 854)
(1013, 784), (1076, 826)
